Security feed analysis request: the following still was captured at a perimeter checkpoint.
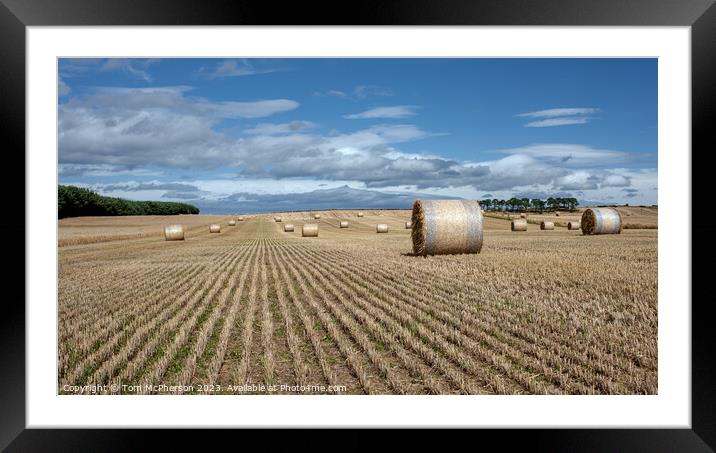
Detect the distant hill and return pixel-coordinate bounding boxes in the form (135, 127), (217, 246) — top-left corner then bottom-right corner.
(58, 185), (199, 219)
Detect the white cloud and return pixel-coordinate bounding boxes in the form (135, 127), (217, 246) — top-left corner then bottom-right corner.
(58, 77), (71, 96)
(99, 59), (158, 82)
(518, 108), (598, 118)
(497, 143), (631, 168)
(517, 107), (598, 128)
(201, 59), (281, 79)
(244, 121), (317, 135)
(316, 85), (394, 100)
(344, 105), (419, 119)
(525, 117), (590, 128)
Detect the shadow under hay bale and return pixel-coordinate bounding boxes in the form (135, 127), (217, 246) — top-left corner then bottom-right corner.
(411, 199), (483, 256)
(302, 223), (319, 237)
(511, 219), (527, 231)
(164, 225), (185, 241)
(540, 221), (554, 230)
(581, 208), (622, 235)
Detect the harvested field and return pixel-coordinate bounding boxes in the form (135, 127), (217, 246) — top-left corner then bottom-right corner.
(58, 209), (657, 395)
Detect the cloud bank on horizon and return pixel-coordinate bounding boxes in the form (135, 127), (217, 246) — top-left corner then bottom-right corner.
(58, 58), (657, 214)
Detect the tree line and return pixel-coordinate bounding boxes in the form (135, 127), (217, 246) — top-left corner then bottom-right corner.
(58, 185), (200, 219)
(480, 197), (579, 213)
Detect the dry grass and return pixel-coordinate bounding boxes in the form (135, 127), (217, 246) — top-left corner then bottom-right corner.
(58, 210), (657, 395)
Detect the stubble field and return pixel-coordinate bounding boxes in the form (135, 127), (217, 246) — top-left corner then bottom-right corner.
(58, 208), (658, 395)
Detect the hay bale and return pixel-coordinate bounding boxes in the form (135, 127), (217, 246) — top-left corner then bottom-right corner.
(238, 216), (244, 221)
(284, 223), (294, 232)
(405, 221), (412, 229)
(164, 224), (185, 241)
(314, 214), (321, 219)
(209, 224), (221, 233)
(520, 213), (526, 218)
(567, 221), (581, 230)
(357, 212), (364, 217)
(540, 221), (554, 230)
(275, 217), (282, 222)
(376, 223), (389, 233)
(511, 219), (527, 231)
(339, 221), (349, 228)
(302, 223), (319, 237)
(228, 220), (236, 226)
(581, 208), (622, 235)
(411, 200), (483, 256)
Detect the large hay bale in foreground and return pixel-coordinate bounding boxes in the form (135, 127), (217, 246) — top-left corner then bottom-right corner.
(511, 219), (527, 231)
(581, 208), (622, 235)
(357, 212), (364, 217)
(284, 223), (294, 232)
(339, 221), (349, 228)
(405, 221), (412, 229)
(209, 224), (221, 233)
(228, 220), (236, 226)
(540, 221), (554, 230)
(302, 223), (319, 237)
(376, 223), (389, 233)
(411, 199), (483, 256)
(164, 224), (185, 241)
(567, 221), (581, 230)
(314, 214), (321, 219)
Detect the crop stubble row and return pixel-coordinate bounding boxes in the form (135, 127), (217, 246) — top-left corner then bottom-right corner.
(58, 219), (657, 394)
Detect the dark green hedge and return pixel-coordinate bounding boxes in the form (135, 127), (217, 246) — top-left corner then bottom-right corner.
(58, 185), (200, 218)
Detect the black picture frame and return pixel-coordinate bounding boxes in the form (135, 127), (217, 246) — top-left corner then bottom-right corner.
(1, 0), (714, 450)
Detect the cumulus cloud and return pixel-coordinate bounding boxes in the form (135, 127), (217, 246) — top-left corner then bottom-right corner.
(344, 105), (419, 119)
(199, 185), (458, 213)
(518, 107), (598, 128)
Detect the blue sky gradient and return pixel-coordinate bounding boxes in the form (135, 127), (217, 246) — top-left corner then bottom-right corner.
(58, 58), (657, 213)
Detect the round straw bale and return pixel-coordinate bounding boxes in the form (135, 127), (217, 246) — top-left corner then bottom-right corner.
(357, 212), (364, 217)
(209, 224), (221, 233)
(540, 221), (554, 230)
(275, 217), (282, 222)
(339, 221), (349, 228)
(520, 213), (526, 218)
(511, 219), (527, 231)
(405, 221), (412, 229)
(567, 221), (581, 230)
(238, 216), (244, 221)
(580, 207), (622, 235)
(164, 224), (185, 241)
(411, 199), (483, 256)
(284, 223), (295, 232)
(228, 220), (236, 226)
(302, 223), (319, 237)
(376, 223), (389, 233)
(314, 214), (321, 219)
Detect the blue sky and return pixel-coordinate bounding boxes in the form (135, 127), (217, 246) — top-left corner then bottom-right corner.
(58, 58), (657, 213)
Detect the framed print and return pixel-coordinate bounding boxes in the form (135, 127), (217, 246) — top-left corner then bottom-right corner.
(2, 0), (715, 449)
